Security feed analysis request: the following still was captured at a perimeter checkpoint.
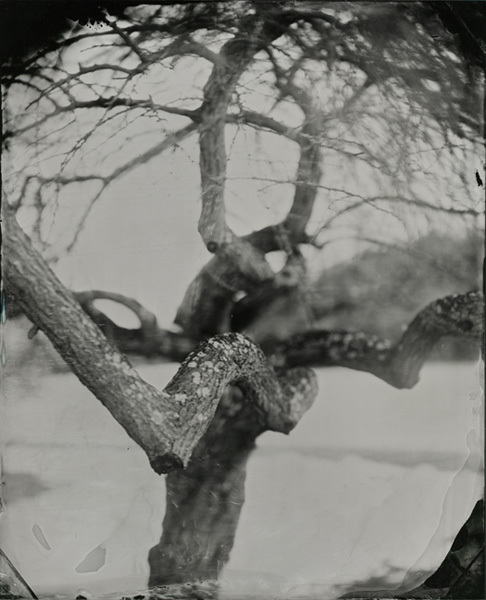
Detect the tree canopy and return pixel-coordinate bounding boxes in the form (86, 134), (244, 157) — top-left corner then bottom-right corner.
(2, 1), (484, 597)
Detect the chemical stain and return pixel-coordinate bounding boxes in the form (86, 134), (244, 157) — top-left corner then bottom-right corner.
(75, 545), (106, 573)
(32, 524), (51, 550)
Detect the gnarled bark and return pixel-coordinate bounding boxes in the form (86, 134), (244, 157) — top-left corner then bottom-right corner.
(149, 288), (483, 588)
(174, 241), (275, 337)
(3, 208), (318, 474)
(271, 291), (483, 388)
(148, 387), (264, 587)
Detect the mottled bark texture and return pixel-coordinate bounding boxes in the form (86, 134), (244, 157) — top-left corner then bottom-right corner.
(149, 290), (483, 588)
(148, 388), (264, 587)
(3, 208), (318, 475)
(7, 203), (482, 589)
(272, 291), (484, 388)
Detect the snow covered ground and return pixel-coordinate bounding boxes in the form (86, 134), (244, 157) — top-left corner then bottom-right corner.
(0, 358), (483, 599)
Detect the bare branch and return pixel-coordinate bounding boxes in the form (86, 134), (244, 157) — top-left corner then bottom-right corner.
(173, 13), (303, 333)
(284, 120), (322, 241)
(74, 290), (197, 361)
(233, 178), (484, 220)
(10, 98), (198, 137)
(31, 64), (144, 100)
(75, 290), (156, 333)
(107, 18), (149, 64)
(230, 110), (303, 142)
(174, 239), (275, 337)
(272, 291), (483, 389)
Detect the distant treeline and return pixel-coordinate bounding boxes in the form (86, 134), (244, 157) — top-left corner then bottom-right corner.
(310, 231), (483, 360)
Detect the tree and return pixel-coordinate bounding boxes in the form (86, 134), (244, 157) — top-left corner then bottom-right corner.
(2, 1), (484, 597)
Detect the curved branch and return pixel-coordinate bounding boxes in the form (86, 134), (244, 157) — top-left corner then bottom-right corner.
(75, 290), (157, 334)
(166, 333), (317, 454)
(196, 10), (294, 250)
(284, 118), (322, 241)
(173, 18), (298, 334)
(73, 290), (197, 361)
(174, 239), (275, 336)
(4, 208), (317, 473)
(231, 110), (303, 143)
(62, 123), (197, 254)
(272, 291), (483, 389)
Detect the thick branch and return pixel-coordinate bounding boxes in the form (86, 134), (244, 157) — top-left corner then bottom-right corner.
(272, 291), (483, 389)
(174, 199), (316, 337)
(243, 223), (311, 254)
(174, 238), (275, 336)
(76, 290), (156, 333)
(149, 388), (262, 587)
(4, 208), (317, 472)
(197, 25), (263, 248)
(230, 250), (310, 347)
(172, 14), (299, 334)
(196, 10), (292, 249)
(74, 290), (197, 361)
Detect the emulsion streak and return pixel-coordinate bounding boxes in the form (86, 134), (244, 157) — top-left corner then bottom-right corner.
(32, 524), (51, 550)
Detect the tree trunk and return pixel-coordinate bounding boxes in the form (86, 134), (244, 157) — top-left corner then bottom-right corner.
(150, 291), (482, 589)
(149, 388), (263, 587)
